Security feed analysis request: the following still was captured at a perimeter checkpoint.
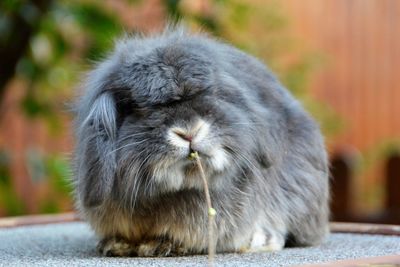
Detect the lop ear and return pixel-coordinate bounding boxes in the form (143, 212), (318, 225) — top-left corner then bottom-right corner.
(82, 92), (117, 141)
(78, 92), (118, 207)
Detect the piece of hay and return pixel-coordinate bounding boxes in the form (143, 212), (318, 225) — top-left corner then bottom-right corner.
(189, 151), (216, 267)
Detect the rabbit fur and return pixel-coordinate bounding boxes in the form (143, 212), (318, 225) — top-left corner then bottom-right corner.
(73, 28), (330, 257)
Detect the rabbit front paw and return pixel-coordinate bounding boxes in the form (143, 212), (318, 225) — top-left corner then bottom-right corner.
(98, 237), (136, 257)
(98, 236), (188, 257)
(136, 239), (188, 257)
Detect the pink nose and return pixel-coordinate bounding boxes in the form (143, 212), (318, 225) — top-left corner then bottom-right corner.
(176, 132), (193, 142)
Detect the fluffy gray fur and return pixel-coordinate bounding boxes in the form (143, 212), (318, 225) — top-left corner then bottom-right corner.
(73, 28), (330, 257)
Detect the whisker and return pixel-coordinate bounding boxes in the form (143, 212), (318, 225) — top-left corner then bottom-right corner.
(229, 122), (265, 126)
(119, 149), (147, 210)
(117, 132), (149, 142)
(223, 144), (262, 177)
(107, 139), (150, 156)
(130, 153), (153, 211)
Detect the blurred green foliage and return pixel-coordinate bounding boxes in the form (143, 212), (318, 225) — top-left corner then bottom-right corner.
(15, 1), (123, 128)
(0, 150), (26, 215)
(0, 0), (341, 216)
(0, 0), (123, 215)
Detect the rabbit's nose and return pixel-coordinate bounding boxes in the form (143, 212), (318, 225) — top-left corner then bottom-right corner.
(175, 132), (193, 142)
(168, 120), (209, 150)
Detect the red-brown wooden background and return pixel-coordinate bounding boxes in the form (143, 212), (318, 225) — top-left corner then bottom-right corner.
(282, 0), (400, 218)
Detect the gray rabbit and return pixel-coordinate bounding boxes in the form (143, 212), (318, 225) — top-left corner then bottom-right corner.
(73, 28), (330, 257)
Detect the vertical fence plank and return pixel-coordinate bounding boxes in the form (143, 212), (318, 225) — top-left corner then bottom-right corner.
(330, 153), (354, 221)
(384, 152), (400, 224)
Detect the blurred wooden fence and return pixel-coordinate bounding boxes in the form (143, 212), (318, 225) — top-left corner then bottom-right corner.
(283, 0), (400, 222)
(330, 151), (400, 224)
(282, 0), (400, 150)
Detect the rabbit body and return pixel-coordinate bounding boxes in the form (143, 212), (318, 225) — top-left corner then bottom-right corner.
(73, 29), (329, 256)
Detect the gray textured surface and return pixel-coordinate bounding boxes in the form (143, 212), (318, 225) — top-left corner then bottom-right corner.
(0, 222), (399, 267)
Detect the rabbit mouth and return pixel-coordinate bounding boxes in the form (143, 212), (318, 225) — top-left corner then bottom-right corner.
(183, 147), (229, 174)
(148, 145), (229, 192)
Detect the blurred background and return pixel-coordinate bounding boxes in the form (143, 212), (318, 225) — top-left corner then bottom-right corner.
(0, 0), (399, 223)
